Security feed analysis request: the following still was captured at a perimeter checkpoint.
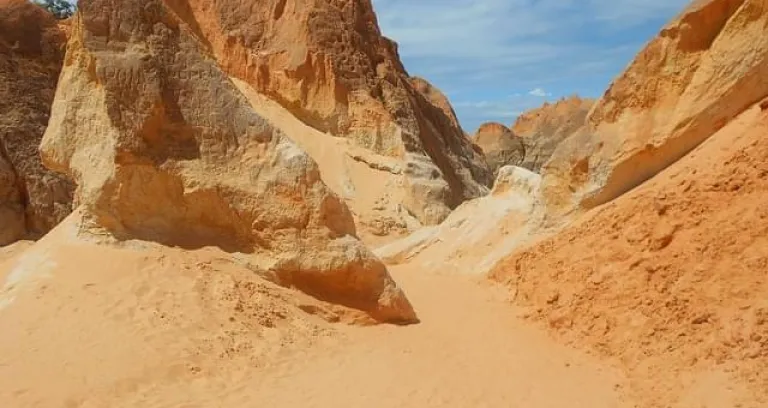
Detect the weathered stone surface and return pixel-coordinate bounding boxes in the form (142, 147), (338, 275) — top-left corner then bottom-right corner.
(229, 81), (417, 246)
(542, 0), (768, 212)
(473, 122), (525, 176)
(511, 96), (594, 173)
(409, 76), (461, 130)
(0, 155), (23, 245)
(0, 0), (74, 245)
(40, 0), (415, 323)
(177, 0), (492, 225)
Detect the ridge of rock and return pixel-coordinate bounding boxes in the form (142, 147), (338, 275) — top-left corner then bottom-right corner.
(376, 165), (547, 277)
(38, 0), (416, 323)
(409, 76), (462, 130)
(510, 96), (594, 173)
(542, 0), (766, 213)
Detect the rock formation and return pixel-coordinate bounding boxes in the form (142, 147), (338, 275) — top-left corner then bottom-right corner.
(473, 122), (525, 175)
(542, 0), (768, 212)
(177, 0), (492, 226)
(511, 96), (593, 173)
(409, 76), (462, 130)
(39, 0), (415, 323)
(0, 0), (74, 245)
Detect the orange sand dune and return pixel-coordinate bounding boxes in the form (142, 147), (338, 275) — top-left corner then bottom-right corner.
(1, 253), (629, 407)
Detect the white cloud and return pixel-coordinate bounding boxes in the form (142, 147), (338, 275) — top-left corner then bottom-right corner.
(528, 88), (551, 97)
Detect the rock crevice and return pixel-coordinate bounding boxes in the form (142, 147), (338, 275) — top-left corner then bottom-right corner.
(0, 0), (74, 245)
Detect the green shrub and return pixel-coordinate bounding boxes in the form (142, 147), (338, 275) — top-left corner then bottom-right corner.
(33, 0), (76, 20)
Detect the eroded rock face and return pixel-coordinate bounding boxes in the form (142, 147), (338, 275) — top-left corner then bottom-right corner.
(0, 155), (23, 245)
(473, 122), (525, 176)
(409, 76), (462, 130)
(543, 0), (767, 212)
(40, 0), (415, 323)
(178, 0), (492, 225)
(511, 96), (594, 173)
(0, 0), (74, 245)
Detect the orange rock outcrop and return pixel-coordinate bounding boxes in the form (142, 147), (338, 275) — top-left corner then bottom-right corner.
(542, 0), (768, 213)
(511, 96), (593, 173)
(39, 0), (416, 323)
(473, 122), (525, 175)
(0, 0), (73, 245)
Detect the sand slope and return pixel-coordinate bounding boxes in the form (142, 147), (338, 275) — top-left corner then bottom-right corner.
(491, 101), (768, 407)
(233, 78), (419, 246)
(0, 219), (349, 407)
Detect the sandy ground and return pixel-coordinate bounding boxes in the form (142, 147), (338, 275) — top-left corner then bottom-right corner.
(0, 240), (630, 407)
(0, 240), (32, 273)
(112, 266), (629, 408)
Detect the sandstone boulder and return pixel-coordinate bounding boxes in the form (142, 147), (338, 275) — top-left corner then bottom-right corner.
(177, 0), (492, 225)
(542, 0), (768, 212)
(511, 96), (593, 173)
(40, 0), (415, 323)
(0, 0), (74, 245)
(473, 122), (525, 175)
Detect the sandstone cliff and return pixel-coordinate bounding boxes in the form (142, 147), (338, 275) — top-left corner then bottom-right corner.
(39, 0), (415, 323)
(231, 80), (420, 246)
(176, 0), (492, 226)
(542, 0), (768, 212)
(473, 122), (525, 175)
(511, 96), (594, 173)
(409, 76), (462, 130)
(0, 0), (73, 245)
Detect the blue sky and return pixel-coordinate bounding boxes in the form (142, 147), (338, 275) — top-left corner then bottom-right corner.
(371, 0), (691, 133)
